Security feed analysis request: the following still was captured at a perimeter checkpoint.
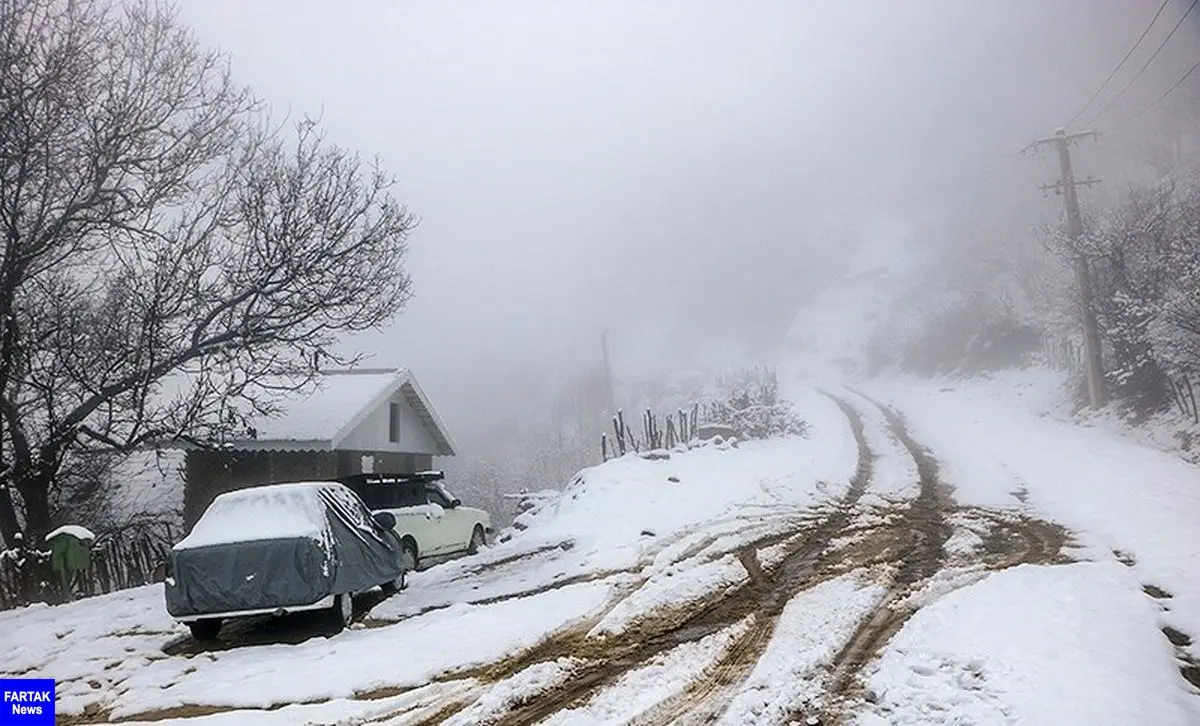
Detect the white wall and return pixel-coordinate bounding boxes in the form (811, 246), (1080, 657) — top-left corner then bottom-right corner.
(339, 388), (442, 455)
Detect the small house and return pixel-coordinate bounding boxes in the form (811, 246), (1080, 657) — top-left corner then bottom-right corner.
(181, 368), (456, 528)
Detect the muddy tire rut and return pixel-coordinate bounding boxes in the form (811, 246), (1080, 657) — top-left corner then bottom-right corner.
(810, 400), (954, 722)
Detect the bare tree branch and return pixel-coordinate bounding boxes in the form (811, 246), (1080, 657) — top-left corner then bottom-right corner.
(0, 0), (416, 550)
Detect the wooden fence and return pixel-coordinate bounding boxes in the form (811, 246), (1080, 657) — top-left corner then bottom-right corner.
(1170, 377), (1200, 424)
(0, 520), (177, 610)
(1043, 337), (1083, 372)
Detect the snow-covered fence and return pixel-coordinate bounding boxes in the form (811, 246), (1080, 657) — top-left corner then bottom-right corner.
(600, 367), (807, 462)
(603, 405), (700, 459)
(86, 521), (176, 596)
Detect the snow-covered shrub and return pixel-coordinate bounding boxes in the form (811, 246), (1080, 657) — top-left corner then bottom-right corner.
(703, 367), (807, 440)
(1068, 176), (1200, 416)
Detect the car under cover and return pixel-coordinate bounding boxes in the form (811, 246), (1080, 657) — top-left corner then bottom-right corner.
(164, 482), (405, 619)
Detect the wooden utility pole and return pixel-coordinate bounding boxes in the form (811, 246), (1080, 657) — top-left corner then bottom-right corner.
(1028, 128), (1107, 408)
(601, 329), (616, 415)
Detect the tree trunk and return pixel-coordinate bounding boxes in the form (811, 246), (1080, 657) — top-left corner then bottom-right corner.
(12, 462), (54, 602)
(0, 484), (21, 548)
(16, 468), (53, 544)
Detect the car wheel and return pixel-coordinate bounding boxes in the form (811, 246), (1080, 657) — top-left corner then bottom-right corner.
(467, 525), (486, 555)
(329, 593), (353, 632)
(399, 540), (418, 588)
(188, 618), (221, 641)
(382, 566), (407, 594)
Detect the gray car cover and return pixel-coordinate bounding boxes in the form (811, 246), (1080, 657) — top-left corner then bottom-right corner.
(165, 483), (405, 618)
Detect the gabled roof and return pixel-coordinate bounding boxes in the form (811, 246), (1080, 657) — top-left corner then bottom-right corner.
(234, 368), (456, 456)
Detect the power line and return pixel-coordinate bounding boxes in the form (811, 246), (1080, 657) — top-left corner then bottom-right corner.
(1088, 0), (1199, 125)
(1125, 55), (1200, 123)
(1065, 0), (1172, 128)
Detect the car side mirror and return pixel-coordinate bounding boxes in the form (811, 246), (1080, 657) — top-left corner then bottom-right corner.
(373, 511), (396, 530)
(449, 498), (461, 508)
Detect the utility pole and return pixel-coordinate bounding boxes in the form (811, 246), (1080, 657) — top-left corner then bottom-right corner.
(600, 329), (616, 415)
(1027, 128), (1106, 408)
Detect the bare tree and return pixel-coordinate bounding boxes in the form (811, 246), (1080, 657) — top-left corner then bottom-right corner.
(0, 0), (416, 561)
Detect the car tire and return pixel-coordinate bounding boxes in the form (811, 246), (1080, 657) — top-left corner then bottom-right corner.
(329, 593), (353, 633)
(467, 525), (486, 555)
(382, 568), (407, 594)
(398, 540), (418, 589)
(188, 618), (221, 641)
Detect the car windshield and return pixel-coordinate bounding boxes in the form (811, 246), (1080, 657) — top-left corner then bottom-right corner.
(174, 483), (331, 550)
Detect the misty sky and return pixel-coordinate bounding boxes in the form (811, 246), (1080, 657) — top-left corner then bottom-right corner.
(175, 0), (1196, 436)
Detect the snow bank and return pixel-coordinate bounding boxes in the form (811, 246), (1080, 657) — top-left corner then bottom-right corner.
(118, 680), (481, 726)
(0, 578), (610, 720)
(1, 382), (862, 722)
(859, 562), (1197, 726)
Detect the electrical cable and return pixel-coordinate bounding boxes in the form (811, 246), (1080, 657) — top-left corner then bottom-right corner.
(1065, 0), (1172, 128)
(1087, 0), (1199, 125)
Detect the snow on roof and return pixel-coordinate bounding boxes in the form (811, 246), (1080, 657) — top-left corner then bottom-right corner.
(173, 481), (340, 551)
(236, 368), (456, 455)
(44, 525), (96, 543)
(249, 369), (402, 442)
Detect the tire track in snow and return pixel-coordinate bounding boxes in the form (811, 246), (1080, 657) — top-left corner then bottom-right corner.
(1138, 584), (1200, 693)
(807, 395), (1073, 725)
(809, 399), (953, 723)
(460, 393), (878, 726)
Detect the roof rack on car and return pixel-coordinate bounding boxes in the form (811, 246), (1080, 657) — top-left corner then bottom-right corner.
(336, 471), (445, 486)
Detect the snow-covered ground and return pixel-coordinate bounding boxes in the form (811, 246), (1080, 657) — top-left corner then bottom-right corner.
(870, 373), (1200, 647)
(3, 372), (1199, 724)
(858, 562), (1194, 726)
(859, 370), (1200, 725)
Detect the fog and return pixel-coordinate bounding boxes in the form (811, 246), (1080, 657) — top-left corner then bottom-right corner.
(176, 0), (1198, 448)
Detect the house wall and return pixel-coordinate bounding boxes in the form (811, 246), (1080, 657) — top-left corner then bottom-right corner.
(182, 449), (434, 529)
(334, 450), (431, 477)
(338, 389), (441, 455)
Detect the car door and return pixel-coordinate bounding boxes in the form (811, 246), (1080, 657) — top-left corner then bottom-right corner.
(427, 484), (463, 552)
(425, 484), (472, 554)
(379, 482), (443, 559)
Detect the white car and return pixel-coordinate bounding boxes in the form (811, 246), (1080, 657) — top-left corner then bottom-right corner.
(339, 472), (492, 572)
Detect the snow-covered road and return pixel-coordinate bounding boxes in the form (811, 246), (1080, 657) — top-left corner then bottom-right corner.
(2, 379), (1198, 725)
